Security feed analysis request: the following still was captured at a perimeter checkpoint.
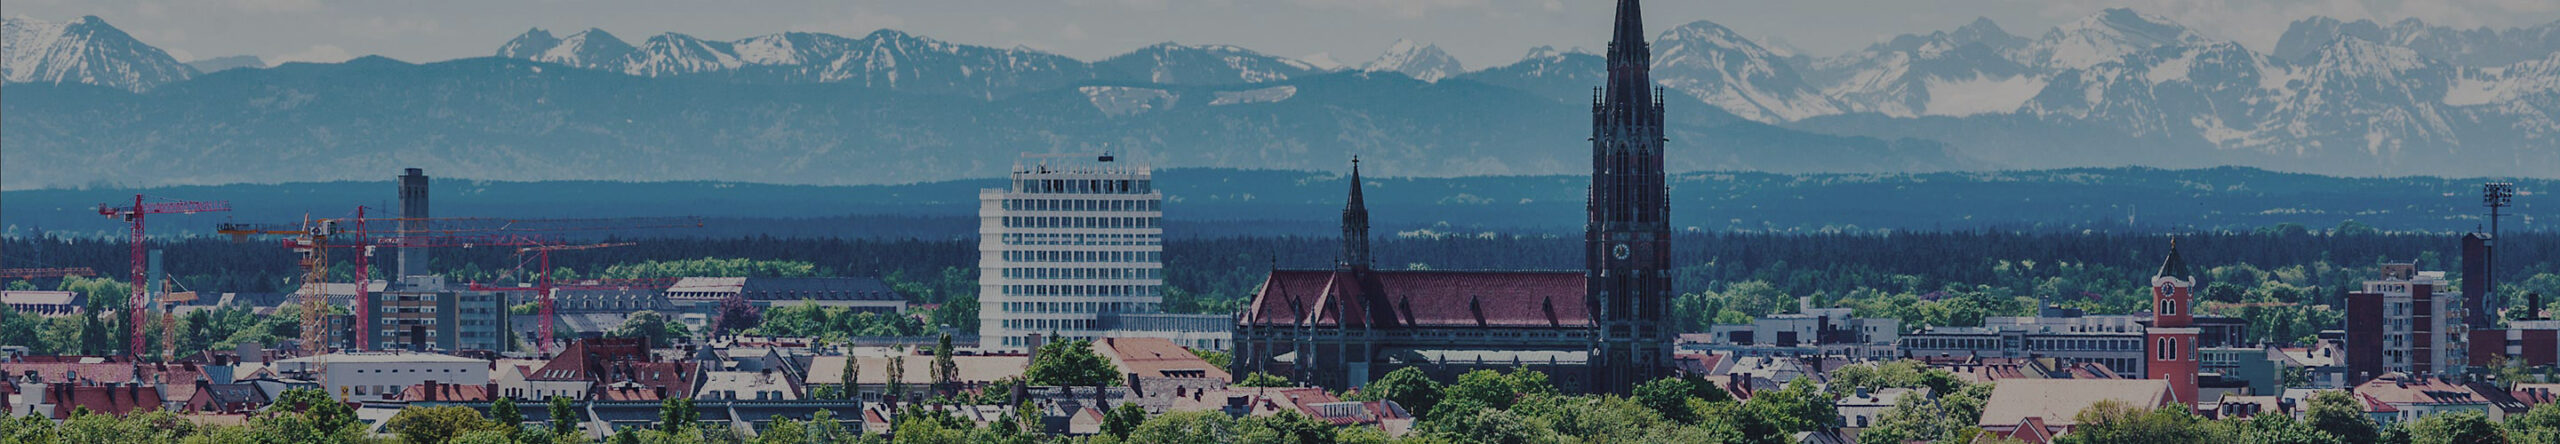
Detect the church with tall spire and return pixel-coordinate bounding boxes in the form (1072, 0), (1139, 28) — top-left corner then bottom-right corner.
(1231, 0), (1672, 394)
(1586, 0), (1674, 393)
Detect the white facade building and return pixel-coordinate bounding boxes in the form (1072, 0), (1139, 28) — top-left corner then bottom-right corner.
(273, 352), (488, 402)
(978, 155), (1166, 352)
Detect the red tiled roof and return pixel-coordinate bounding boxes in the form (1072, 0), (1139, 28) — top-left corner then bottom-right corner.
(529, 338), (696, 399)
(1096, 338), (1230, 381)
(2353, 373), (2485, 409)
(1242, 269), (1589, 329)
(46, 384), (164, 419)
(0, 363), (140, 384)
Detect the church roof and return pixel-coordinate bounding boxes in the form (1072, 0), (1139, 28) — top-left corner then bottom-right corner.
(1241, 269), (1590, 329)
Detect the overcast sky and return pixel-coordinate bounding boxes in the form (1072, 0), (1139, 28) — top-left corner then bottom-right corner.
(11, 0), (2558, 68)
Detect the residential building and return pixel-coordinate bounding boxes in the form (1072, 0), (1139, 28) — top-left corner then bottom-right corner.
(396, 380), (492, 402)
(524, 337), (699, 401)
(0, 291), (81, 316)
(1837, 387), (1922, 429)
(270, 352), (486, 402)
(1093, 337), (1230, 381)
(182, 381), (269, 414)
(666, 277), (905, 313)
(367, 276), (510, 353)
(696, 370), (800, 401)
(975, 154), (1166, 351)
(1976, 379), (2173, 444)
(2346, 262), (2467, 383)
(2353, 372), (2492, 424)
(1695, 306), (1901, 360)
(809, 353), (1028, 402)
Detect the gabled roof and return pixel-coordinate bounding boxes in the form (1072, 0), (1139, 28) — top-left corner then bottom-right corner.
(807, 355), (1026, 386)
(1095, 337), (1230, 381)
(47, 384), (165, 419)
(192, 382), (268, 407)
(1242, 269), (1589, 329)
(2354, 373), (2485, 408)
(1977, 379), (2171, 428)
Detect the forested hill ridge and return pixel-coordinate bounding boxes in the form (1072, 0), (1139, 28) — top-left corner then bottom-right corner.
(1, 166), (2541, 239)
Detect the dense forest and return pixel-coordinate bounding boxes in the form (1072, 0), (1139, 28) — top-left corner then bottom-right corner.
(8, 227), (2560, 349)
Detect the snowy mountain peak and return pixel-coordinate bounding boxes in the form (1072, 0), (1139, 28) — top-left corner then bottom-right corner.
(1298, 52), (1347, 71)
(1652, 20), (1846, 122)
(1361, 39), (1463, 82)
(2275, 16), (2560, 67)
(2025, 8), (2209, 69)
(1950, 17), (2027, 50)
(2, 14), (195, 92)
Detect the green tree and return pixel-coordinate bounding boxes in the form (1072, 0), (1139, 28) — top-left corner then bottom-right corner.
(489, 397), (525, 439)
(613, 311), (682, 348)
(1633, 376), (1702, 422)
(2506, 402), (2560, 443)
(1236, 372), (1292, 388)
(658, 397), (698, 433)
(888, 354), (908, 400)
(2307, 390), (2382, 444)
(2215, 414), (2337, 444)
(385, 405), (495, 444)
(1127, 411), (1235, 444)
(550, 396), (580, 437)
(1104, 403), (1148, 440)
(1348, 367), (1443, 419)
(2408, 411), (2504, 444)
(1235, 410), (1335, 444)
(934, 333), (960, 396)
(268, 388), (357, 435)
(2053, 400), (2209, 444)
(1025, 339), (1121, 387)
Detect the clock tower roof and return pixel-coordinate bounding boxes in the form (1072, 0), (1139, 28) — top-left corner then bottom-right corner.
(2156, 238), (2190, 279)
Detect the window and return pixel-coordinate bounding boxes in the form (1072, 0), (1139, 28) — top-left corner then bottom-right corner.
(2156, 337), (2175, 360)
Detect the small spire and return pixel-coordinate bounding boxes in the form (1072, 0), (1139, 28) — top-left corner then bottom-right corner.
(2156, 237), (2189, 278)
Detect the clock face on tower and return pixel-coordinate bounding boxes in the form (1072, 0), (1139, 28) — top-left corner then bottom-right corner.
(2157, 283), (2176, 298)
(1612, 243), (1631, 260)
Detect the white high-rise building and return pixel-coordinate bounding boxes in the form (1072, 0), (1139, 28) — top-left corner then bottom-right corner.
(978, 155), (1165, 351)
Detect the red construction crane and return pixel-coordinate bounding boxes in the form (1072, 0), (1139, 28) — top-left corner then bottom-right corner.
(99, 195), (229, 359)
(508, 242), (635, 353)
(220, 214), (697, 352)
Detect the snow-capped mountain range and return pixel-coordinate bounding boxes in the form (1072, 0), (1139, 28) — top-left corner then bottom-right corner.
(1361, 39), (1463, 82)
(2, 15), (195, 92)
(6, 11), (2560, 183)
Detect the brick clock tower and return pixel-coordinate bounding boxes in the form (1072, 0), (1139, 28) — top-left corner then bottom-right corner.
(2147, 240), (2201, 407)
(1587, 0), (1672, 394)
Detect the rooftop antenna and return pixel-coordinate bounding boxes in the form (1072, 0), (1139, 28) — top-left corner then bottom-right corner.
(2486, 182), (2515, 315)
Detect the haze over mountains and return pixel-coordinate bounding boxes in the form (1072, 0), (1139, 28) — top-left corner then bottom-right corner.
(3, 10), (2557, 189)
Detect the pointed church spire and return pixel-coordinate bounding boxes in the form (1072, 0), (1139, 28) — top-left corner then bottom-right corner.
(1341, 157), (1372, 270)
(2157, 237), (2189, 278)
(1602, 0), (1655, 128)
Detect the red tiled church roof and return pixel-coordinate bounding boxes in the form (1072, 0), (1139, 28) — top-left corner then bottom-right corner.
(1243, 269), (1589, 329)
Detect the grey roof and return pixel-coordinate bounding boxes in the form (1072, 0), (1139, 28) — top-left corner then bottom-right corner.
(667, 277), (903, 302)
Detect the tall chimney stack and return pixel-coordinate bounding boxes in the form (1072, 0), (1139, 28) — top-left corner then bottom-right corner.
(399, 168), (430, 279)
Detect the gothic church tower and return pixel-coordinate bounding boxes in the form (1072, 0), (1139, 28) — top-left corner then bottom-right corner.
(1587, 0), (1672, 393)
